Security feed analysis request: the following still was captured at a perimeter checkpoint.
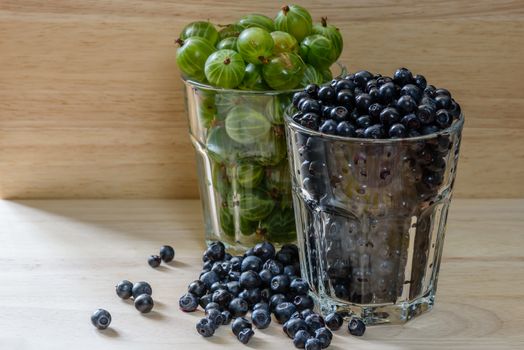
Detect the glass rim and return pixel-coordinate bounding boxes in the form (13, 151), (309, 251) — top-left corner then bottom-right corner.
(181, 62), (347, 95)
(285, 113), (464, 143)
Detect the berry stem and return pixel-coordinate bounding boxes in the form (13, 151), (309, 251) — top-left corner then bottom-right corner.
(281, 5), (290, 14)
(258, 56), (269, 64)
(223, 57), (231, 65)
(175, 38), (184, 46)
(321, 17), (328, 27)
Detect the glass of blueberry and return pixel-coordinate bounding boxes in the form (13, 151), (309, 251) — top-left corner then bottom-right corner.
(284, 68), (464, 325)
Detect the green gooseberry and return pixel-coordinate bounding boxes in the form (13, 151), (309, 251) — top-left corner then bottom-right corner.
(300, 64), (324, 86)
(274, 4), (312, 42)
(300, 34), (337, 70)
(219, 206), (235, 238)
(180, 21), (219, 46)
(238, 14), (275, 32)
(211, 162), (230, 197)
(195, 89), (217, 128)
(204, 49), (246, 89)
(262, 52), (306, 90)
(237, 27), (274, 65)
(320, 67), (333, 83)
(312, 17), (343, 60)
(264, 94), (292, 125)
(270, 31), (298, 55)
(175, 37), (215, 82)
(264, 161), (292, 197)
(251, 129), (287, 166)
(206, 126), (239, 163)
(216, 37), (238, 50)
(228, 189), (274, 221)
(229, 162), (264, 189)
(238, 63), (270, 91)
(215, 92), (246, 120)
(218, 23), (244, 40)
(225, 105), (271, 144)
(258, 207), (296, 243)
(240, 217), (259, 236)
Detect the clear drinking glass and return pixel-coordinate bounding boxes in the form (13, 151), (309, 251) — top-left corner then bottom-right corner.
(285, 114), (464, 324)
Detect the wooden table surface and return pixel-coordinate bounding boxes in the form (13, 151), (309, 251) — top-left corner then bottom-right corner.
(0, 199), (523, 349)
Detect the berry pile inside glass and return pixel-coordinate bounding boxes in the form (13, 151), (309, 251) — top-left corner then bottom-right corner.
(285, 68), (463, 324)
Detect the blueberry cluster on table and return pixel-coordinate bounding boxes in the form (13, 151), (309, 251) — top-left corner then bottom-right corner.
(179, 241), (366, 348)
(291, 68), (462, 139)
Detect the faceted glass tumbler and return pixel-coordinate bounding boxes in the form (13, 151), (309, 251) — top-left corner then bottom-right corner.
(285, 115), (464, 324)
(183, 79), (299, 252)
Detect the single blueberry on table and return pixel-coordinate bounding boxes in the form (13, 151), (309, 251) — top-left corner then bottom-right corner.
(134, 294), (154, 313)
(305, 337), (322, 350)
(148, 255), (162, 268)
(324, 312), (343, 331)
(115, 280), (133, 299)
(237, 327), (255, 344)
(348, 318), (366, 336)
(179, 292), (199, 312)
(196, 317), (215, 337)
(91, 308), (111, 330)
(229, 297), (249, 317)
(232, 317), (252, 336)
(284, 317), (309, 338)
(251, 308), (272, 329)
(132, 281), (152, 298)
(293, 329), (312, 349)
(159, 245), (175, 262)
(274, 302), (297, 324)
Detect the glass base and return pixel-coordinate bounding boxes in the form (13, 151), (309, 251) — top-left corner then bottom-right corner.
(315, 288), (436, 325)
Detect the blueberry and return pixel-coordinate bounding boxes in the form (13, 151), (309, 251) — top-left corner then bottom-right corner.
(204, 301), (221, 313)
(393, 67), (413, 86)
(336, 89), (354, 107)
(421, 124), (440, 135)
(389, 123), (407, 138)
(269, 293), (287, 310)
(396, 95), (417, 114)
(319, 119), (337, 135)
(210, 281), (226, 293)
(147, 254), (162, 268)
(293, 329), (312, 349)
(281, 244), (299, 259)
(315, 327), (332, 348)
(132, 281), (152, 298)
(305, 314), (325, 332)
(206, 308), (224, 329)
(401, 113), (421, 130)
(198, 294), (212, 309)
(299, 98), (322, 114)
(239, 287), (262, 305)
(232, 317), (252, 336)
(363, 124), (385, 139)
(283, 264), (297, 277)
(325, 312), (343, 331)
(355, 93), (372, 113)
(202, 260), (213, 272)
(253, 241), (276, 262)
(230, 256), (243, 271)
(408, 129), (421, 137)
(435, 95), (452, 110)
(274, 302), (297, 324)
(423, 170), (443, 189)
(91, 308), (111, 330)
(196, 317), (215, 337)
(336, 121), (356, 137)
(240, 270), (262, 289)
(299, 113), (321, 130)
(226, 281), (242, 296)
(284, 317), (309, 338)
(356, 115), (372, 128)
(365, 79), (377, 92)
(321, 105), (333, 119)
(368, 103), (384, 120)
(115, 280), (133, 299)
(317, 86), (335, 103)
(224, 253), (232, 261)
(305, 84), (319, 97)
(262, 258), (283, 275)
(211, 262), (228, 278)
(416, 104), (435, 125)
(449, 100), (462, 119)
(400, 84), (422, 102)
(435, 109), (452, 129)
(378, 82), (396, 103)
(221, 310), (232, 325)
(353, 70), (373, 87)
(251, 308), (272, 329)
(237, 327), (255, 344)
(187, 280), (207, 297)
(348, 318), (366, 336)
(204, 241), (225, 262)
(293, 112), (304, 122)
(134, 294), (154, 313)
(228, 270), (241, 281)
(212, 288), (233, 308)
(253, 302), (270, 312)
(379, 107), (400, 125)
(293, 91), (310, 107)
(200, 270), (220, 288)
(300, 309), (314, 319)
(376, 76), (393, 86)
(260, 288), (271, 301)
(330, 106), (349, 122)
(335, 79), (357, 93)
(271, 274), (291, 293)
(293, 294), (314, 311)
(289, 278), (308, 295)
(435, 88), (451, 97)
(305, 338), (322, 350)
(179, 292), (199, 312)
(229, 297), (249, 317)
(159, 245), (175, 262)
(276, 249), (295, 265)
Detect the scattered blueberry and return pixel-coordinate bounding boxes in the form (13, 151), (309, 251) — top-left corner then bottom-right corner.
(179, 292), (199, 312)
(148, 255), (161, 268)
(196, 317), (215, 337)
(284, 317), (309, 338)
(237, 327), (255, 344)
(132, 281), (152, 298)
(159, 245), (175, 262)
(134, 294), (154, 313)
(232, 317), (252, 336)
(305, 337), (322, 350)
(252, 308), (272, 329)
(205, 308), (224, 329)
(293, 329), (311, 349)
(274, 302), (297, 324)
(315, 327), (332, 348)
(228, 297), (249, 317)
(348, 318), (366, 336)
(305, 314), (325, 332)
(91, 309), (111, 330)
(324, 312), (343, 331)
(115, 280), (133, 299)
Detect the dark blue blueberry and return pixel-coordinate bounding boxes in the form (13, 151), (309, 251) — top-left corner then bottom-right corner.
(317, 86), (335, 103)
(271, 274), (291, 293)
(274, 302), (297, 324)
(244, 247), (255, 256)
(378, 82), (396, 103)
(199, 270), (220, 289)
(421, 124), (440, 135)
(435, 88), (451, 97)
(299, 98), (321, 114)
(260, 287), (271, 301)
(355, 128), (365, 138)
(293, 329), (311, 349)
(232, 317), (252, 336)
(269, 293), (287, 310)
(449, 100), (461, 119)
(205, 308), (224, 329)
(376, 75), (393, 86)
(290, 311), (302, 319)
(414, 74), (427, 89)
(424, 84), (437, 97)
(365, 79), (377, 92)
(204, 241), (225, 262)
(435, 109), (452, 129)
(409, 129), (421, 137)
(263, 259), (284, 275)
(230, 256), (243, 271)
(401, 113), (421, 130)
(293, 294), (314, 311)
(241, 255), (263, 272)
(253, 302), (270, 312)
(179, 292), (199, 312)
(349, 109), (359, 123)
(319, 119), (337, 135)
(305, 84), (319, 97)
(299, 113), (320, 130)
(355, 93), (372, 113)
(91, 309), (111, 330)
(134, 294), (154, 313)
(276, 249), (296, 265)
(305, 314), (325, 332)
(239, 270), (262, 289)
(400, 84), (422, 102)
(315, 327), (332, 348)
(379, 107), (400, 125)
(336, 89), (354, 107)
(204, 301), (221, 313)
(292, 112), (304, 123)
(435, 95), (452, 110)
(224, 253), (232, 261)
(228, 271), (241, 281)
(196, 317), (215, 337)
(281, 244), (299, 258)
(356, 115), (372, 129)
(283, 265), (297, 277)
(226, 281), (241, 296)
(229, 297), (249, 317)
(188, 280), (207, 297)
(211, 263), (227, 278)
(132, 281), (152, 298)
(393, 67), (413, 86)
(396, 95), (417, 114)
(330, 106), (349, 122)
(259, 269), (273, 286)
(198, 293), (212, 309)
(335, 79), (357, 93)
(324, 312), (343, 331)
(368, 87), (380, 102)
(348, 318), (366, 336)
(237, 327), (255, 344)
(221, 310), (232, 325)
(416, 104), (436, 125)
(252, 308), (272, 329)
(243, 288), (262, 306)
(284, 317), (309, 338)
(115, 280), (133, 299)
(305, 338), (322, 350)
(202, 260), (213, 272)
(423, 170), (443, 189)
(212, 288), (233, 308)
(354, 70), (373, 87)
(321, 105), (333, 119)
(368, 103), (384, 120)
(293, 91), (309, 107)
(336, 121), (356, 137)
(389, 123), (407, 138)
(159, 245), (175, 262)
(363, 124), (385, 139)
(253, 241), (276, 262)
(300, 309), (314, 319)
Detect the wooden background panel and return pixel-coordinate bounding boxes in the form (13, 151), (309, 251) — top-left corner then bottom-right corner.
(1, 0), (523, 199)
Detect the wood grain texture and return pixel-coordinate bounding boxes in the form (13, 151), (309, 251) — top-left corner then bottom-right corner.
(0, 198), (523, 349)
(1, 1), (524, 199)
